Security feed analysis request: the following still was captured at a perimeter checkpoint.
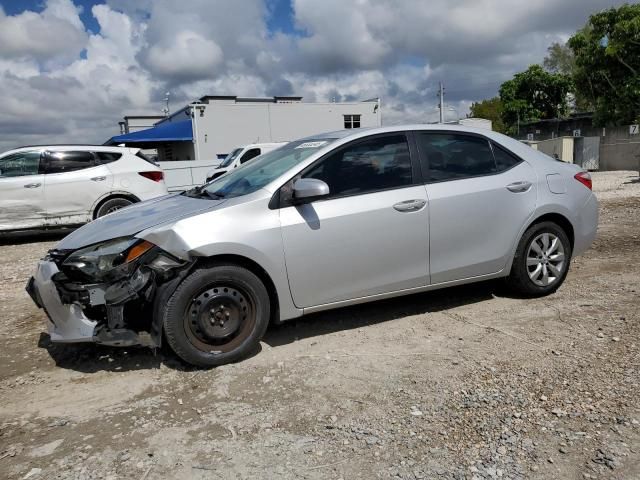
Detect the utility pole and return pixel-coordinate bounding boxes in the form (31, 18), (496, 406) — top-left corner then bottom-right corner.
(438, 82), (445, 124)
(162, 92), (171, 117)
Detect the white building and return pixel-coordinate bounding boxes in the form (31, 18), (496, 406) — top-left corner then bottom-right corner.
(118, 115), (166, 135)
(108, 95), (381, 190)
(110, 95), (381, 161)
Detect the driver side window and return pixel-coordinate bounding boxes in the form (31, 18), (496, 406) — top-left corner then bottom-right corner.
(0, 151), (41, 178)
(302, 135), (413, 198)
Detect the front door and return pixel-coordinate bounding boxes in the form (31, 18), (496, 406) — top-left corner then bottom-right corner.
(0, 150), (46, 230)
(415, 132), (537, 284)
(279, 133), (430, 308)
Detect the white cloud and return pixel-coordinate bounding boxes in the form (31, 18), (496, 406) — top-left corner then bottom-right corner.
(0, 0), (631, 151)
(144, 31), (224, 81)
(0, 0), (87, 62)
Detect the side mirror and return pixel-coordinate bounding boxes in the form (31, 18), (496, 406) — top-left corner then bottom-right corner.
(293, 178), (330, 203)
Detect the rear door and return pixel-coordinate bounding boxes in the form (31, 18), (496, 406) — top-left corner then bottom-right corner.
(415, 132), (537, 284)
(42, 150), (114, 225)
(279, 133), (430, 308)
(0, 151), (46, 230)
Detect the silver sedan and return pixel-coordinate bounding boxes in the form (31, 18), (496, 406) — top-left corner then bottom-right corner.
(27, 125), (598, 367)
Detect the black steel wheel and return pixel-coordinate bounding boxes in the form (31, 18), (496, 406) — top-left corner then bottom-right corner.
(163, 264), (270, 367)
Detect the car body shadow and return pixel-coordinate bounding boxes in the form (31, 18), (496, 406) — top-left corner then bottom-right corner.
(38, 280), (504, 372)
(0, 229), (73, 246)
(37, 333), (192, 373)
(37, 333), (264, 373)
(264, 279), (504, 348)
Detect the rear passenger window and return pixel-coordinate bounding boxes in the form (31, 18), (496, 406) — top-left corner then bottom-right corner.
(416, 133), (496, 182)
(95, 152), (122, 164)
(44, 151), (95, 174)
(492, 143), (522, 171)
(303, 134), (413, 197)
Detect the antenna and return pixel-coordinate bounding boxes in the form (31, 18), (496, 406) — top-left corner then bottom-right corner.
(162, 92), (171, 117)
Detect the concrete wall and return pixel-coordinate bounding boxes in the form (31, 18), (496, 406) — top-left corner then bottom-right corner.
(193, 101), (380, 160)
(599, 126), (640, 171)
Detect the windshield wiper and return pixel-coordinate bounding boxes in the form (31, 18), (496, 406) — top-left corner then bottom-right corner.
(204, 190), (225, 199)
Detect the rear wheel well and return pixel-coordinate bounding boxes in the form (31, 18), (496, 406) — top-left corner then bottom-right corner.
(194, 255), (280, 325)
(528, 213), (575, 249)
(93, 194), (140, 219)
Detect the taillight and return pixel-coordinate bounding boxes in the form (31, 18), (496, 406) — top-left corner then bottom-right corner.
(139, 171), (164, 182)
(574, 171), (592, 190)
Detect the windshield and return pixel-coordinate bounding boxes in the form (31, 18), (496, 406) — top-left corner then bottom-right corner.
(218, 148), (243, 168)
(202, 139), (335, 199)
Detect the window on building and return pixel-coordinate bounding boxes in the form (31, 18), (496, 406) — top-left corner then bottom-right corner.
(416, 133), (496, 182)
(0, 151), (41, 177)
(43, 151), (95, 174)
(303, 134), (412, 197)
(344, 114), (361, 129)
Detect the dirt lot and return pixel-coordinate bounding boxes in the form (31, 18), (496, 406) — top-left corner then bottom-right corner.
(1, 171), (639, 480)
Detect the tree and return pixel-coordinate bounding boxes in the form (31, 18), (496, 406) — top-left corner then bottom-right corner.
(568, 4), (640, 126)
(468, 97), (506, 133)
(499, 65), (573, 134)
(544, 42), (576, 76)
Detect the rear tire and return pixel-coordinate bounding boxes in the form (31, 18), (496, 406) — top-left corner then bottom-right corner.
(507, 221), (572, 297)
(95, 197), (134, 218)
(163, 264), (270, 367)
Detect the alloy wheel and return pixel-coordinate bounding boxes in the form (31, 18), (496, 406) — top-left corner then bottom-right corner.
(526, 233), (566, 287)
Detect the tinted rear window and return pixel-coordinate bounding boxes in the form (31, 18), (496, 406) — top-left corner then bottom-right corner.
(95, 152), (122, 164)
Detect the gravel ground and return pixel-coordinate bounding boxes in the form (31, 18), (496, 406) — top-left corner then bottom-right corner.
(0, 171), (638, 480)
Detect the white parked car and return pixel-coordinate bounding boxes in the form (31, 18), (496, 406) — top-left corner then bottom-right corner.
(205, 142), (286, 182)
(0, 145), (168, 232)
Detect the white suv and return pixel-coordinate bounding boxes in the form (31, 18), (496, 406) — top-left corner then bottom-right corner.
(0, 145), (168, 232)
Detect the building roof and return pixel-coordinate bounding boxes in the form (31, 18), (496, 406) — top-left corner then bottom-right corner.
(106, 119), (192, 145)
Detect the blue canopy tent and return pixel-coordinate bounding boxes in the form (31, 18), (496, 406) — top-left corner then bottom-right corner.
(106, 119), (193, 145)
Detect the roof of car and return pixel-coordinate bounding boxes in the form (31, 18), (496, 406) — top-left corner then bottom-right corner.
(1, 145), (134, 156)
(301, 124), (504, 143)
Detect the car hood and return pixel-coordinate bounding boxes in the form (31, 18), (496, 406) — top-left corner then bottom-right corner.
(56, 194), (226, 250)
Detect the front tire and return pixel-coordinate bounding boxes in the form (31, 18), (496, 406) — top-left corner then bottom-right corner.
(507, 221), (572, 297)
(163, 264), (270, 367)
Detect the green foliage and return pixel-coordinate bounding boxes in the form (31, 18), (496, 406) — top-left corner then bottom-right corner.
(468, 97), (506, 133)
(499, 65), (573, 134)
(568, 4), (640, 126)
(544, 42), (576, 76)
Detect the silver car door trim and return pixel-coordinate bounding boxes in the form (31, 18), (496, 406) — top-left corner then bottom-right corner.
(506, 181), (532, 193)
(393, 199), (427, 212)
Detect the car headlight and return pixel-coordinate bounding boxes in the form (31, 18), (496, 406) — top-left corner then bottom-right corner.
(62, 237), (155, 280)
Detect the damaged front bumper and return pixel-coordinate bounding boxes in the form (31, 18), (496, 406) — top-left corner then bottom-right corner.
(28, 260), (99, 343)
(27, 248), (191, 348)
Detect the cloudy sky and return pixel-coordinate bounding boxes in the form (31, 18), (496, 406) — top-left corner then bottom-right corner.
(0, 0), (626, 151)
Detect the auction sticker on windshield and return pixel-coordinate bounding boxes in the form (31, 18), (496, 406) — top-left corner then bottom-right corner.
(295, 141), (328, 149)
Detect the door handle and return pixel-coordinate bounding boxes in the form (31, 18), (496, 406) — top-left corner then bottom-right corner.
(393, 199), (426, 212)
(23, 183), (41, 188)
(91, 176), (107, 182)
(506, 181), (532, 193)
